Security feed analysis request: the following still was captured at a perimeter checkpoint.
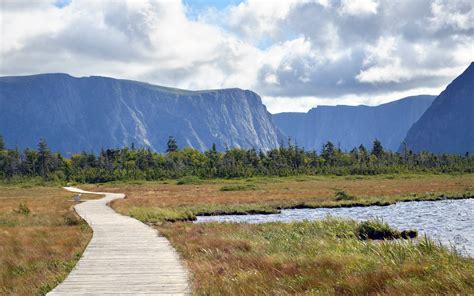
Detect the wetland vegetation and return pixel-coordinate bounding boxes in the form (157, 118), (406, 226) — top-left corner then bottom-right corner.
(0, 185), (99, 295)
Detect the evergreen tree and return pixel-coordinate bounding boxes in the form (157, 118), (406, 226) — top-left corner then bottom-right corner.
(401, 142), (409, 162)
(371, 139), (384, 159)
(166, 136), (178, 153)
(37, 138), (52, 177)
(0, 135), (4, 150)
(321, 141), (335, 165)
(0, 136), (472, 182)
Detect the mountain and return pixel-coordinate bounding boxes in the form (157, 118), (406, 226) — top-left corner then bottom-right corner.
(0, 74), (280, 154)
(273, 95), (436, 152)
(402, 63), (474, 154)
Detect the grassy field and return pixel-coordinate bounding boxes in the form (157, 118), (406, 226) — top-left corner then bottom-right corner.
(2, 174), (473, 294)
(83, 174), (474, 294)
(0, 185), (97, 295)
(84, 174), (474, 223)
(158, 219), (474, 295)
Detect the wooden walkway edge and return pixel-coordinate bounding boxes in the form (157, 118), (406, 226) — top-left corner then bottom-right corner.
(48, 187), (190, 295)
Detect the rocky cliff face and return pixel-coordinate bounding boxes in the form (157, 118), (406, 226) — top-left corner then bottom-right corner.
(0, 74), (280, 154)
(274, 95), (435, 152)
(401, 63), (474, 154)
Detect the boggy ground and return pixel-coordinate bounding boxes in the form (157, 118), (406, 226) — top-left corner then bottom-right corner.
(84, 174), (474, 294)
(85, 174), (474, 223)
(158, 219), (474, 295)
(0, 185), (98, 295)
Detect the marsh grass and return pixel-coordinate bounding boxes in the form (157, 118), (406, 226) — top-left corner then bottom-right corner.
(80, 174), (474, 294)
(0, 186), (94, 295)
(157, 218), (474, 295)
(127, 203), (278, 224)
(129, 207), (196, 223)
(85, 174), (474, 224)
(219, 184), (258, 191)
(94, 174), (474, 222)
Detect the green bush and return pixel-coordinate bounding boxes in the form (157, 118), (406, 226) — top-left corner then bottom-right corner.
(356, 218), (401, 240)
(14, 203), (30, 215)
(63, 212), (81, 226)
(176, 176), (202, 185)
(401, 229), (418, 239)
(220, 184), (257, 191)
(334, 189), (354, 201)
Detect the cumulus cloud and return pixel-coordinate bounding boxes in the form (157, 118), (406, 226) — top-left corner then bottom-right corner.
(0, 0), (473, 113)
(340, 0), (378, 16)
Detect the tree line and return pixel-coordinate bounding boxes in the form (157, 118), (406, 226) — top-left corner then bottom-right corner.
(0, 135), (472, 183)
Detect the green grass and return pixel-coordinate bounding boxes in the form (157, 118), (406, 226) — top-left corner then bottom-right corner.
(283, 191), (474, 210)
(129, 207), (196, 223)
(127, 203), (279, 224)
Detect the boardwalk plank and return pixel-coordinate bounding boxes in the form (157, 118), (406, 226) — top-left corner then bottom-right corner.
(48, 187), (190, 295)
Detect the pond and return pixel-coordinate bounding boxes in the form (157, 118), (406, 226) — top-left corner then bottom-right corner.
(196, 198), (474, 257)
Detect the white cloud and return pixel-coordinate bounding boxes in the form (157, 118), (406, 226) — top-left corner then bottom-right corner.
(0, 0), (473, 113)
(340, 0), (379, 16)
(429, 0), (474, 31)
(226, 0), (299, 41)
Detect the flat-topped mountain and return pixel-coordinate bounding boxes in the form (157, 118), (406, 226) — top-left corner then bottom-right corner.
(0, 74), (280, 154)
(402, 63), (474, 154)
(273, 95), (435, 151)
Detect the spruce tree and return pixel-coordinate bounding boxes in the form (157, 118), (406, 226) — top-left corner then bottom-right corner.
(166, 136), (178, 153)
(371, 139), (384, 159)
(321, 141), (335, 165)
(37, 138), (52, 177)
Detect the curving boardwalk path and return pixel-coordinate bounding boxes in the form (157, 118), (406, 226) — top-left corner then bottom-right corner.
(48, 187), (190, 295)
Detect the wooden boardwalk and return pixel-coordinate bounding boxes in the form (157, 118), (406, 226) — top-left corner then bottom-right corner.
(48, 187), (190, 295)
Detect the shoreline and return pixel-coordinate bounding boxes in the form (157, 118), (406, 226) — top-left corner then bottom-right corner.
(195, 194), (474, 218)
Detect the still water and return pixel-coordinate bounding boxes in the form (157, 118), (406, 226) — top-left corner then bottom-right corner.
(197, 198), (474, 256)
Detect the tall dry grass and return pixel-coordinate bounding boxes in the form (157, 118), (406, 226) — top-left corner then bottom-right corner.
(158, 219), (474, 295)
(0, 186), (95, 295)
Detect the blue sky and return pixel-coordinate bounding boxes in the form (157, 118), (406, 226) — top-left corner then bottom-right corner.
(2, 0), (473, 113)
(184, 0), (242, 10)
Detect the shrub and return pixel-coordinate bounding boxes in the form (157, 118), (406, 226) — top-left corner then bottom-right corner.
(401, 229), (418, 239)
(176, 176), (202, 185)
(14, 203), (30, 215)
(220, 184), (257, 191)
(63, 212), (82, 226)
(334, 189), (354, 201)
(357, 218), (401, 240)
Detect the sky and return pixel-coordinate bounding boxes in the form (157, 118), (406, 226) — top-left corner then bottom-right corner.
(1, 0), (473, 113)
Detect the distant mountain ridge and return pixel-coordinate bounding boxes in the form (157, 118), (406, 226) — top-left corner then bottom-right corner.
(0, 73), (280, 154)
(401, 63), (474, 154)
(2, 67), (471, 156)
(273, 95), (436, 152)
